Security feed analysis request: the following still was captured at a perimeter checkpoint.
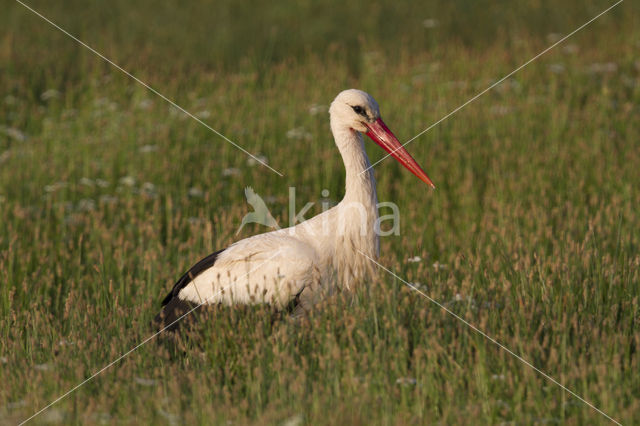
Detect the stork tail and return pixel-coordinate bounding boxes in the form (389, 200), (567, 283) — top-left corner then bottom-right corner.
(153, 297), (199, 332)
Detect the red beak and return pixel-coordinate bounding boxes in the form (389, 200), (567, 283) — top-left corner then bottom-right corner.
(365, 118), (435, 188)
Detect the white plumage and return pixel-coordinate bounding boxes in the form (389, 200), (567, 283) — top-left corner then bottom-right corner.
(155, 89), (433, 328)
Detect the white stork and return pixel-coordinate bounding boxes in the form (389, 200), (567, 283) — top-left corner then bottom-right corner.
(155, 89), (434, 329)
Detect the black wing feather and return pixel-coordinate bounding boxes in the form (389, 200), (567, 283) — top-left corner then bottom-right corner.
(161, 248), (226, 306)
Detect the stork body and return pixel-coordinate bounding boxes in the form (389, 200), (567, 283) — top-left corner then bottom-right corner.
(155, 90), (433, 329)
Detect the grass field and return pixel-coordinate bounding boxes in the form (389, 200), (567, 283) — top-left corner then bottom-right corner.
(1, 0), (639, 424)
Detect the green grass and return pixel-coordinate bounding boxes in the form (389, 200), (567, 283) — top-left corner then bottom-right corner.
(1, 0), (639, 424)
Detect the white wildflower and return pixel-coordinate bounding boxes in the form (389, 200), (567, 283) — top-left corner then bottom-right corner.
(6, 400), (27, 409)
(119, 176), (136, 187)
(168, 105), (182, 117)
(308, 104), (328, 115)
(548, 63), (565, 74)
(44, 182), (68, 193)
(222, 167), (241, 176)
(586, 62), (618, 74)
(395, 377), (417, 386)
(62, 108), (77, 119)
(282, 414), (304, 426)
(188, 187), (204, 198)
(410, 282), (426, 291)
(41, 89), (61, 101)
(0, 126), (26, 142)
(546, 33), (563, 43)
(286, 127), (311, 140)
(157, 409), (179, 426)
(134, 377), (157, 387)
(490, 105), (511, 116)
(422, 18), (439, 28)
(0, 150), (9, 164)
(188, 217), (206, 225)
(93, 97), (117, 111)
(247, 155), (268, 167)
(139, 144), (158, 153)
(141, 182), (156, 196)
(41, 408), (64, 423)
(99, 195), (118, 204)
(79, 177), (95, 187)
(91, 412), (112, 425)
(77, 199), (96, 212)
(195, 110), (211, 119)
(137, 99), (153, 110)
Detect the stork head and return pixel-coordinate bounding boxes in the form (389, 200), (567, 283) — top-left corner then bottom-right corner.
(329, 89), (381, 133)
(329, 89), (435, 188)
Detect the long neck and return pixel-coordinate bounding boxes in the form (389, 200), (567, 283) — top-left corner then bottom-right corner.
(330, 123), (380, 286)
(290, 123), (380, 288)
(332, 126), (377, 205)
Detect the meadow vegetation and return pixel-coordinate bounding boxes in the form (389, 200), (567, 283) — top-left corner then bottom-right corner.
(1, 0), (639, 424)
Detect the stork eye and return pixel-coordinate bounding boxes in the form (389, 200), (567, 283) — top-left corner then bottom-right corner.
(351, 105), (366, 116)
